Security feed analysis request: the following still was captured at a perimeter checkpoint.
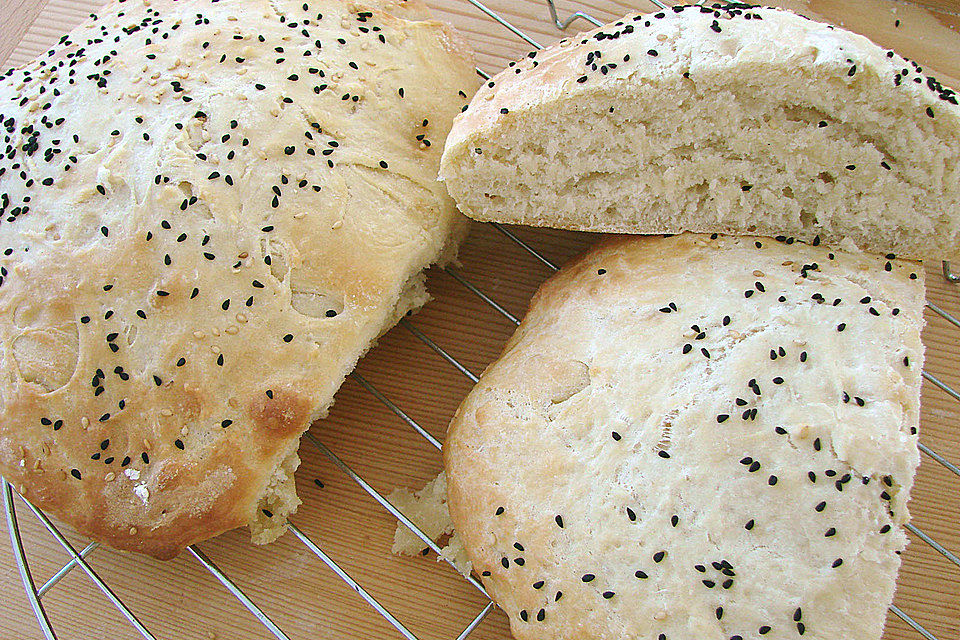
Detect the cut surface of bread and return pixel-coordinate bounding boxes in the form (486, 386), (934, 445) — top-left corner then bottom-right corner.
(0, 0), (477, 559)
(440, 4), (960, 260)
(445, 233), (924, 640)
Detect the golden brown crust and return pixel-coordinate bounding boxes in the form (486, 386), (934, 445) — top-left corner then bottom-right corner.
(0, 0), (478, 558)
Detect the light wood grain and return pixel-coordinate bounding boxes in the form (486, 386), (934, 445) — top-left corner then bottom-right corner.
(1, 2), (958, 640)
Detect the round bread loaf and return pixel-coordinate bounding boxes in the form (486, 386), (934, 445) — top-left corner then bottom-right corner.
(446, 233), (924, 640)
(0, 0), (477, 559)
(439, 4), (960, 260)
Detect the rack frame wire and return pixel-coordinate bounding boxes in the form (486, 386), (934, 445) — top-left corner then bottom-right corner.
(4, 1), (960, 639)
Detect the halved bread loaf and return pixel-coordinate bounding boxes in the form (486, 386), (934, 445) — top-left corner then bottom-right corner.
(0, 0), (477, 559)
(440, 4), (960, 260)
(446, 233), (925, 640)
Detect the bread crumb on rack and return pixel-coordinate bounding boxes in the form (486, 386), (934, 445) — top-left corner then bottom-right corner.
(388, 472), (472, 576)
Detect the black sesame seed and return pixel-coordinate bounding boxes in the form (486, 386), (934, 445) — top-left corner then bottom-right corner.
(581, 573), (595, 582)
(832, 558), (843, 568)
(555, 515), (564, 528)
(635, 570), (648, 579)
(745, 519), (755, 530)
(653, 550), (665, 563)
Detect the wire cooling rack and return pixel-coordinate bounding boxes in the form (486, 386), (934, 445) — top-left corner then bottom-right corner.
(3, 1), (960, 639)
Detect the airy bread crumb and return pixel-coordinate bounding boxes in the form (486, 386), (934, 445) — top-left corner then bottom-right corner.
(389, 472), (472, 577)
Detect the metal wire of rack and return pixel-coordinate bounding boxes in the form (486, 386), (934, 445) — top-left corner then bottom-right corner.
(3, 1), (960, 639)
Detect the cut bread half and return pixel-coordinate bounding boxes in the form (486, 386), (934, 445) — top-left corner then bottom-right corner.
(440, 4), (960, 260)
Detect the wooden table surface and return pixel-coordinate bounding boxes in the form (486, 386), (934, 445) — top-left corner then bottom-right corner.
(1, 1), (958, 639)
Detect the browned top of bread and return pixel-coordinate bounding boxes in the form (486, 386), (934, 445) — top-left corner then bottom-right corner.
(0, 0), (477, 558)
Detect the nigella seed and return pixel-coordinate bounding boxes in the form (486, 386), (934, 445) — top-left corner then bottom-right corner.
(611, 431), (621, 441)
(832, 558), (843, 568)
(759, 626), (772, 635)
(744, 519), (755, 530)
(717, 414), (729, 423)
(815, 501), (826, 512)
(825, 527), (837, 537)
